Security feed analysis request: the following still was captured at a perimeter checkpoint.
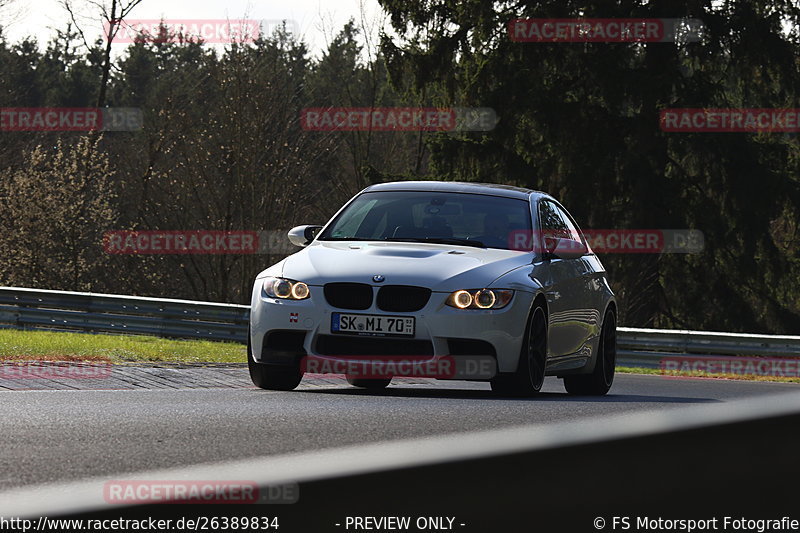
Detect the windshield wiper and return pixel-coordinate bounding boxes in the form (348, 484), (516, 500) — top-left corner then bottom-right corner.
(384, 237), (485, 248)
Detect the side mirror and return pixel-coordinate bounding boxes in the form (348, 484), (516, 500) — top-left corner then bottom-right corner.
(542, 236), (558, 255)
(544, 237), (588, 260)
(288, 225), (323, 247)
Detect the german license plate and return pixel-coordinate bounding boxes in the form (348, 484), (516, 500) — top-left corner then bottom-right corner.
(331, 313), (415, 337)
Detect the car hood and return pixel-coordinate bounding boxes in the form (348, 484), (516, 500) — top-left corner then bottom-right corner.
(280, 241), (531, 291)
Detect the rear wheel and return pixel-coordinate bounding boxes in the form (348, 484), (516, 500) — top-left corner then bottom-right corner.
(563, 309), (616, 396)
(248, 330), (303, 391)
(491, 305), (547, 397)
(346, 375), (392, 389)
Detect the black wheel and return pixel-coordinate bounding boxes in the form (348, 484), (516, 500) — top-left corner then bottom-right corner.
(346, 375), (392, 389)
(564, 309), (616, 396)
(491, 305), (548, 397)
(247, 330), (302, 391)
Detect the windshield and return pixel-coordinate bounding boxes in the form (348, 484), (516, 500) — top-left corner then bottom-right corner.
(318, 191), (532, 250)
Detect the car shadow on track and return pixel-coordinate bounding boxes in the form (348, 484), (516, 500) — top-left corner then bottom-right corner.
(295, 387), (719, 404)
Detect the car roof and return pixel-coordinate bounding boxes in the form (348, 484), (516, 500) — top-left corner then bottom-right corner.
(363, 181), (550, 201)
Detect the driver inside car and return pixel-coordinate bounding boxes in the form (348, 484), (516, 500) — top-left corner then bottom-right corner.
(475, 212), (510, 248)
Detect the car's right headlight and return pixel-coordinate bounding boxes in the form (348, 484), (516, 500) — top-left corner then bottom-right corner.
(262, 277), (310, 300)
(445, 289), (513, 310)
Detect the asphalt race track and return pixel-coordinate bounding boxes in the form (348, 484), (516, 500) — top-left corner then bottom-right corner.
(0, 368), (797, 491)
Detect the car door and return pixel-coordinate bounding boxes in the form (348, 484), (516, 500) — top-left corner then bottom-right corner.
(552, 201), (604, 359)
(532, 200), (593, 365)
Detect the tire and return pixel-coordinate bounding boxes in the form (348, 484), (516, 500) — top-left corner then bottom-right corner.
(247, 330), (303, 391)
(346, 375), (392, 389)
(564, 309), (616, 396)
(491, 305), (548, 397)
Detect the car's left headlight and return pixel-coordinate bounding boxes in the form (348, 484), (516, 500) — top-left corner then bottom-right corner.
(445, 289), (513, 310)
(262, 277), (310, 300)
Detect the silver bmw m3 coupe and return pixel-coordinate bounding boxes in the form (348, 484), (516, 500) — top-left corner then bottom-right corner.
(249, 181), (617, 396)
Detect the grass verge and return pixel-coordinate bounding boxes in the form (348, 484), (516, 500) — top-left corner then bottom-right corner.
(0, 328), (246, 364)
(617, 366), (800, 384)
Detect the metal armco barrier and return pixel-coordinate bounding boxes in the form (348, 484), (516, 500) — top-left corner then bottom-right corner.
(0, 286), (248, 342)
(0, 287), (798, 363)
(617, 327), (800, 367)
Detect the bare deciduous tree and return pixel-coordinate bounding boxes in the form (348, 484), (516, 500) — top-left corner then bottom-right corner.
(60, 0), (144, 106)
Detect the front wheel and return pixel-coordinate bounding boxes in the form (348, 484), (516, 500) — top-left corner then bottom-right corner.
(563, 309), (616, 396)
(248, 331), (303, 390)
(491, 305), (548, 397)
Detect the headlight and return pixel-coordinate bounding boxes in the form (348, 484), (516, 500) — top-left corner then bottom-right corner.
(445, 289), (513, 310)
(451, 290), (473, 309)
(263, 277), (310, 300)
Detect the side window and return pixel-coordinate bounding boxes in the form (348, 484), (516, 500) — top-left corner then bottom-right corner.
(539, 201), (569, 238)
(538, 200), (584, 251)
(552, 203), (584, 244)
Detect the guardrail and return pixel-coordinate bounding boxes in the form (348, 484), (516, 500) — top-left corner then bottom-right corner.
(0, 286), (248, 342)
(0, 287), (798, 363)
(617, 327), (800, 367)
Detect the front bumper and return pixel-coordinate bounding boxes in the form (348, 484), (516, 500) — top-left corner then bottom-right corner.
(249, 284), (535, 376)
